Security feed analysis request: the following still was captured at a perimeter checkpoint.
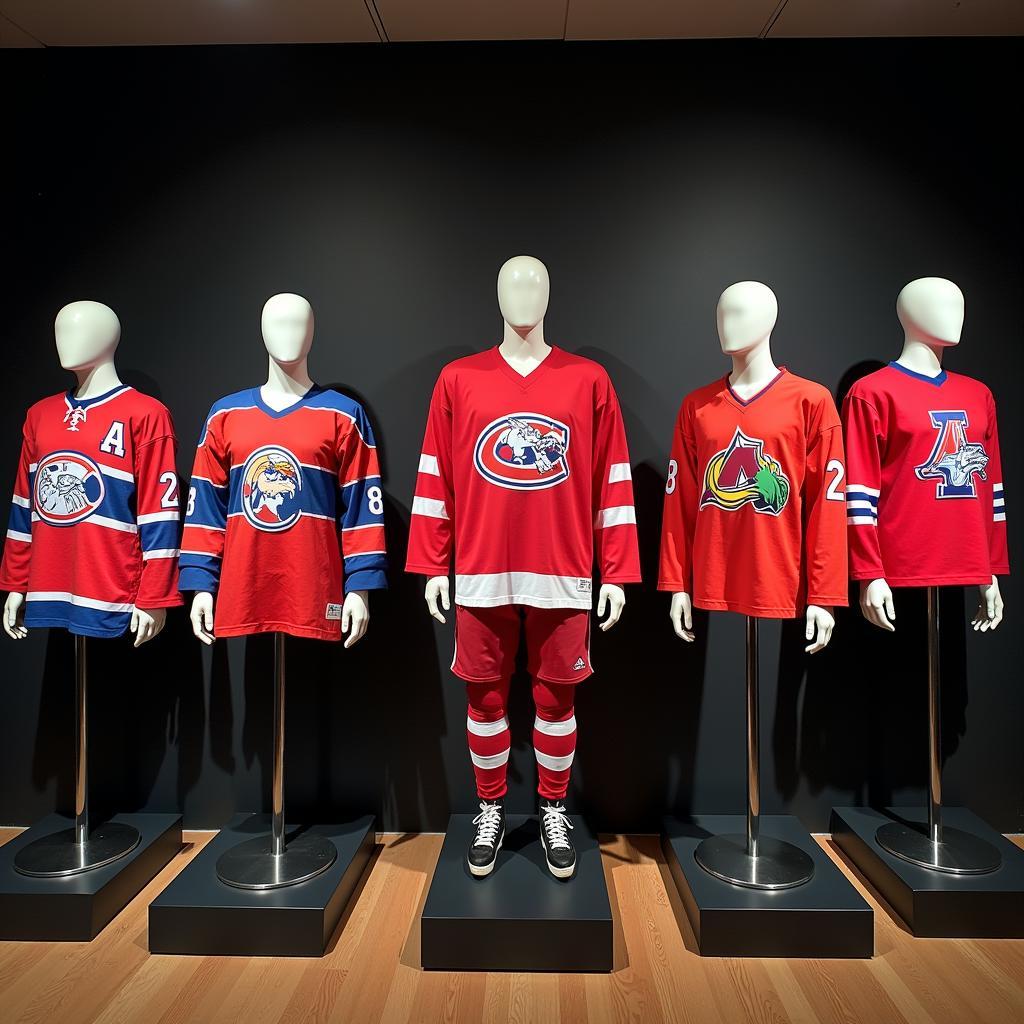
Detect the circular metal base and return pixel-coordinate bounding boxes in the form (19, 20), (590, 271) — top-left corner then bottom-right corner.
(14, 822), (141, 878)
(216, 832), (337, 890)
(694, 833), (815, 890)
(876, 821), (1002, 875)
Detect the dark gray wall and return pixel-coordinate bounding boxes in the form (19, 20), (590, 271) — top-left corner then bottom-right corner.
(1, 39), (1021, 833)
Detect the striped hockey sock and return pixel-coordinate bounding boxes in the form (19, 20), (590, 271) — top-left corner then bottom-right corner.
(467, 707), (511, 800)
(533, 707), (576, 801)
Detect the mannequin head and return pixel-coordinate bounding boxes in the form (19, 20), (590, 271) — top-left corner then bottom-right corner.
(896, 277), (964, 348)
(716, 281), (778, 356)
(497, 256), (550, 331)
(54, 300), (120, 372)
(261, 293), (314, 365)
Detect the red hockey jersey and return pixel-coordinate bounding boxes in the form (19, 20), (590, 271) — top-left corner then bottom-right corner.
(658, 368), (848, 618)
(178, 386), (388, 641)
(406, 346), (641, 608)
(842, 361), (1008, 587)
(0, 385), (182, 637)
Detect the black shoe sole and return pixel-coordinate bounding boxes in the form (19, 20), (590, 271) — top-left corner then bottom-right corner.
(468, 835), (503, 878)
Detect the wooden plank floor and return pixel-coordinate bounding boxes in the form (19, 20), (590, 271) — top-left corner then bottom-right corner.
(1, 827), (1023, 1023)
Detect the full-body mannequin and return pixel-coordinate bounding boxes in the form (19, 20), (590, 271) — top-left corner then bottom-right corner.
(188, 293), (370, 649)
(860, 277), (1004, 634)
(668, 281), (835, 654)
(2, 300), (165, 647)
(424, 255), (626, 632)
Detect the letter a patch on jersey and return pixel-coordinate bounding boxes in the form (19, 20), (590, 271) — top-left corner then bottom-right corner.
(914, 410), (989, 498)
(700, 428), (790, 516)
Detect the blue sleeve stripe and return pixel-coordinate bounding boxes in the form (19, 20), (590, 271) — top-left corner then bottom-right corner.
(140, 520), (180, 551)
(343, 552), (389, 573)
(845, 490), (879, 505)
(187, 478), (229, 528)
(8, 504), (31, 534)
(341, 473), (381, 490)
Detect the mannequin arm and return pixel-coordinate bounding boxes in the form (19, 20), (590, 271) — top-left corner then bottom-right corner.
(425, 576), (450, 624)
(668, 592), (695, 642)
(130, 607), (167, 648)
(341, 590), (370, 648)
(971, 575), (1004, 632)
(189, 592), (216, 645)
(2, 592), (27, 640)
(596, 583), (625, 632)
(860, 578), (896, 632)
(804, 605), (835, 654)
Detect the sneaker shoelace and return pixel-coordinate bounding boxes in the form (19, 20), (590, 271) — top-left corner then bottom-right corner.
(541, 803), (574, 851)
(472, 802), (503, 849)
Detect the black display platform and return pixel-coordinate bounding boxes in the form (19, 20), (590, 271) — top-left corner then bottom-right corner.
(148, 813), (375, 957)
(662, 814), (873, 958)
(420, 813), (613, 972)
(0, 812), (182, 942)
(831, 806), (1024, 938)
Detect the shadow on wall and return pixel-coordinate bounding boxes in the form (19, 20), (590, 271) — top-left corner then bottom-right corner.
(772, 361), (970, 818)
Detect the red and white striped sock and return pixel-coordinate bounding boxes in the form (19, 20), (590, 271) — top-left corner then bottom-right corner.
(466, 679), (511, 800)
(532, 680), (576, 801)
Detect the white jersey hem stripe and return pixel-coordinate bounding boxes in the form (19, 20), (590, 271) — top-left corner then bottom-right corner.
(455, 572), (592, 609)
(27, 592), (134, 613)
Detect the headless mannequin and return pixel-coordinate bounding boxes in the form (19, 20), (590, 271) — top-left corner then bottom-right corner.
(860, 277), (1004, 633)
(2, 300), (165, 647)
(423, 254), (626, 631)
(668, 281), (835, 653)
(188, 292), (370, 649)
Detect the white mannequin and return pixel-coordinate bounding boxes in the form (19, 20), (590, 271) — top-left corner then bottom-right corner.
(860, 277), (1004, 634)
(188, 293), (370, 649)
(669, 281), (835, 654)
(424, 255), (626, 632)
(2, 300), (165, 647)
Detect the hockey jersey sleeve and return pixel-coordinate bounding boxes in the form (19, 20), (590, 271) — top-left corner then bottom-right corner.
(178, 409), (229, 593)
(0, 415), (34, 593)
(337, 405), (388, 593)
(134, 412), (183, 608)
(406, 373), (455, 577)
(985, 390), (1009, 576)
(592, 373), (641, 585)
(803, 411), (849, 607)
(841, 393), (886, 581)
(657, 399), (699, 593)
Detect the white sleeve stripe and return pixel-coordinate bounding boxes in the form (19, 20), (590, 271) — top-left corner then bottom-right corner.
(412, 496), (449, 520)
(418, 454), (440, 476)
(182, 523), (226, 533)
(142, 548), (180, 560)
(11, 495), (30, 508)
(6, 529), (31, 543)
(99, 464), (135, 483)
(28, 463), (38, 472)
(342, 523), (385, 532)
(994, 512), (1006, 522)
(847, 483), (881, 496)
(847, 515), (877, 526)
(533, 715), (577, 737)
(608, 462), (632, 483)
(137, 510), (180, 525)
(466, 716), (510, 737)
(845, 501), (877, 513)
(179, 549), (222, 559)
(470, 748), (510, 769)
(534, 749), (575, 772)
(595, 505), (636, 529)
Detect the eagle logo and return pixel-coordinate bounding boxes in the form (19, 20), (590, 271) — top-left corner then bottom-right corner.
(241, 446), (303, 531)
(915, 410), (988, 498)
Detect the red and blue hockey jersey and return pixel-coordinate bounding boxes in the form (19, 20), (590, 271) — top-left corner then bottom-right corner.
(0, 385), (182, 637)
(842, 361), (1008, 587)
(406, 346), (641, 608)
(178, 386), (387, 640)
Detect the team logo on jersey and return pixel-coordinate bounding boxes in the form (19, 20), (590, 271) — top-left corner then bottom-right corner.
(700, 428), (790, 516)
(33, 451), (105, 526)
(241, 446), (303, 531)
(63, 405), (87, 432)
(473, 413), (571, 490)
(915, 410), (988, 498)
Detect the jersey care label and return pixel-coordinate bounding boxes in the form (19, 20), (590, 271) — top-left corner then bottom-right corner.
(576, 578), (592, 593)
(325, 603), (343, 620)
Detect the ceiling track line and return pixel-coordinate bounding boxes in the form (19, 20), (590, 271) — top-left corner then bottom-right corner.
(363, 0), (389, 43)
(562, 0), (571, 40)
(0, 8), (46, 47)
(759, 0), (791, 39)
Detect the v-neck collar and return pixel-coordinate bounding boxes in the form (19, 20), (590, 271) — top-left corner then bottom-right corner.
(888, 360), (947, 387)
(494, 344), (557, 389)
(66, 383), (131, 409)
(252, 383), (322, 418)
(725, 367), (787, 409)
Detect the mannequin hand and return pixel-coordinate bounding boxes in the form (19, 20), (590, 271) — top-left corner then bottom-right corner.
(131, 607), (167, 648)
(669, 592), (695, 642)
(3, 592), (27, 640)
(972, 576), (1004, 632)
(860, 578), (895, 632)
(804, 605), (835, 654)
(425, 576), (450, 624)
(596, 584), (625, 632)
(342, 590), (370, 648)
(190, 592), (216, 645)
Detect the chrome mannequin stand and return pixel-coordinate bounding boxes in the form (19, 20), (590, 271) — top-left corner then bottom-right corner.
(216, 632), (337, 890)
(15, 635), (140, 877)
(875, 587), (1001, 875)
(695, 617), (815, 890)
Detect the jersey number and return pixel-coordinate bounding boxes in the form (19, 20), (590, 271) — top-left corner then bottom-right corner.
(665, 459), (679, 495)
(99, 421), (126, 458)
(159, 472), (180, 508)
(366, 486), (384, 516)
(825, 459), (845, 501)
